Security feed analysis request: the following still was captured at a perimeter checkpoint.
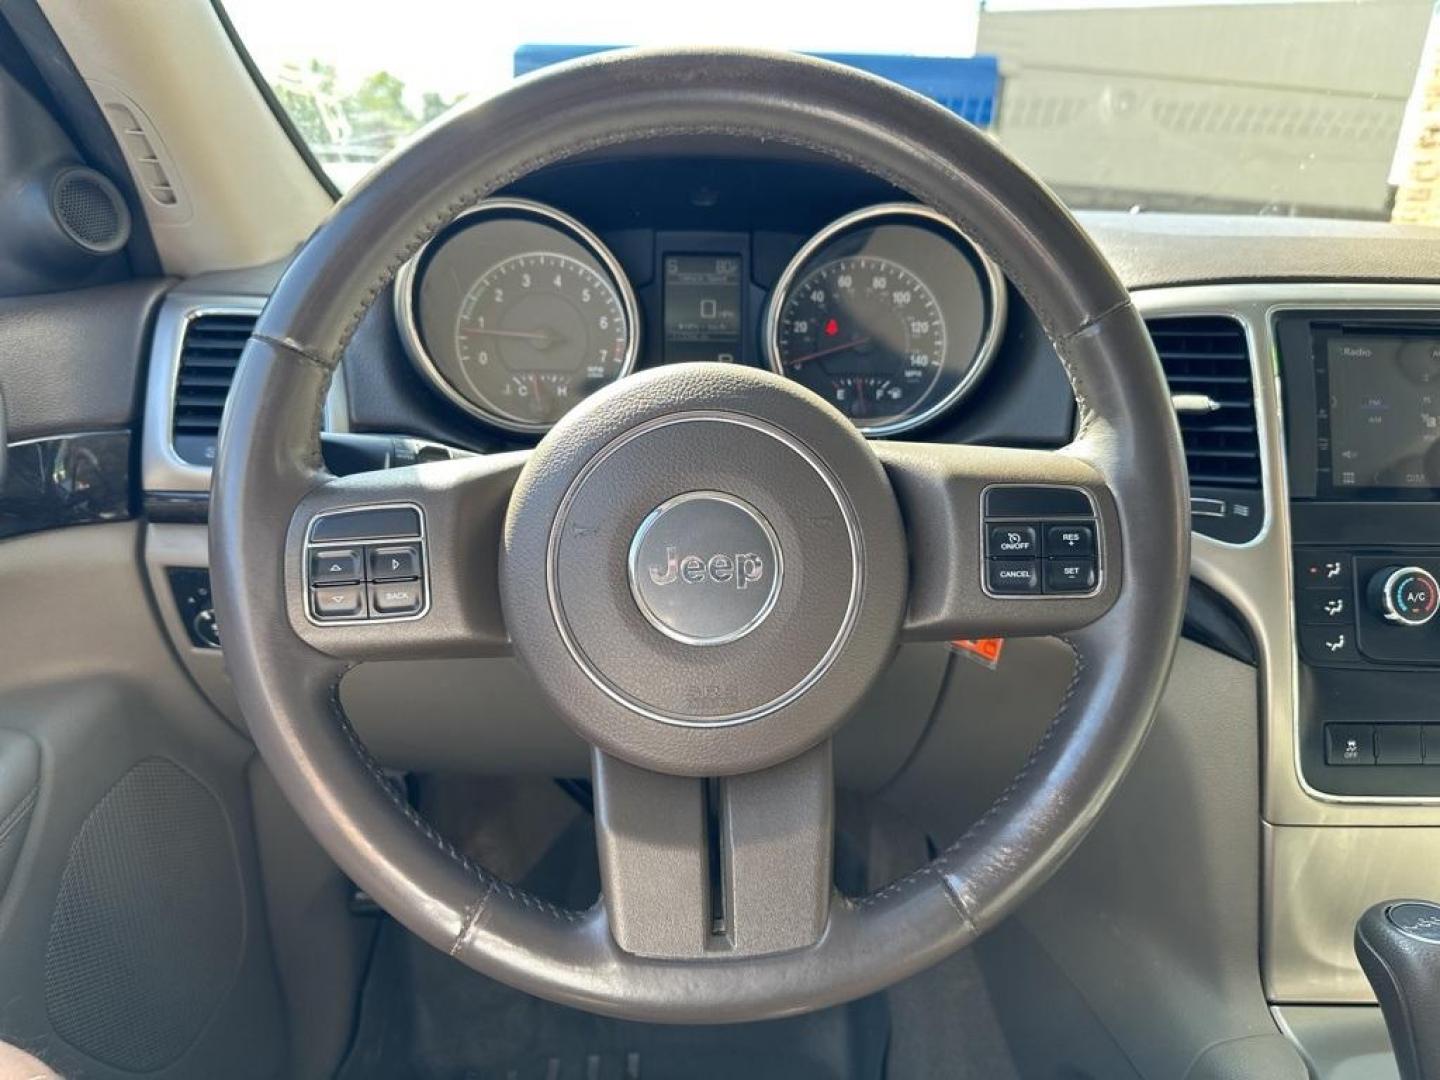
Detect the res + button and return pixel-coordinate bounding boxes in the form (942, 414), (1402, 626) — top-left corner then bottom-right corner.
(1045, 524), (1094, 557)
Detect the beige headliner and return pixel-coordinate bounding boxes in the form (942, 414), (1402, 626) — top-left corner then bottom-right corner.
(37, 0), (332, 276)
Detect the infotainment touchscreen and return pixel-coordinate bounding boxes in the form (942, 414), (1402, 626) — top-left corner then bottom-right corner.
(1324, 334), (1440, 490)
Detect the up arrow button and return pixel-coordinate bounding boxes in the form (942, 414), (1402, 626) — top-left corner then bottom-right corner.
(309, 548), (361, 584)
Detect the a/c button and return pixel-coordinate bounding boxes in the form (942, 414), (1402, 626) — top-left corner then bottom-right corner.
(987, 560), (1041, 595)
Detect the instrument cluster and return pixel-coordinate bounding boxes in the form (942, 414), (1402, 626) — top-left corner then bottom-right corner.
(395, 197), (1006, 437)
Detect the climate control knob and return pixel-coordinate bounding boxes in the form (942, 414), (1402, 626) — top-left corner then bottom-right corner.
(1370, 566), (1440, 627)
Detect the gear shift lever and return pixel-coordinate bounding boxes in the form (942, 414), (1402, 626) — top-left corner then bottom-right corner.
(1356, 900), (1440, 1080)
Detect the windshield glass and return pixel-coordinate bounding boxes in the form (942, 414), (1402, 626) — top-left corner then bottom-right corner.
(224, 0), (1439, 224)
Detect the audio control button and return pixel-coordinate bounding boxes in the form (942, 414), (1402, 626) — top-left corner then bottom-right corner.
(310, 548), (362, 585)
(367, 544), (421, 582)
(313, 584), (364, 619)
(369, 581), (424, 616)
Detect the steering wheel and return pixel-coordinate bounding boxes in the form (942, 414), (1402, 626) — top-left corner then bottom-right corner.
(210, 48), (1188, 1023)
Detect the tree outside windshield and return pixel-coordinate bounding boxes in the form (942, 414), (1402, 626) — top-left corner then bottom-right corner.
(224, 0), (1440, 225)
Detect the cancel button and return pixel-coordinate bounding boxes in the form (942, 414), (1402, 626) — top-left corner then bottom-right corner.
(986, 560), (1041, 594)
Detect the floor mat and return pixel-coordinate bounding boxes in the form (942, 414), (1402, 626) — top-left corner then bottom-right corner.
(335, 779), (1020, 1080)
(338, 919), (886, 1080)
(337, 787), (887, 1080)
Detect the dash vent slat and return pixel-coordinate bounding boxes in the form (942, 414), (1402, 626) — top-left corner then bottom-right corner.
(171, 312), (257, 466)
(1145, 315), (1260, 492)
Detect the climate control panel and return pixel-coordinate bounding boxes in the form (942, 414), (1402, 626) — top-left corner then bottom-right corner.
(1296, 549), (1440, 668)
(1296, 547), (1440, 796)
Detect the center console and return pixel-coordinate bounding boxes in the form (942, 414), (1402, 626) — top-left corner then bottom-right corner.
(1281, 312), (1440, 797)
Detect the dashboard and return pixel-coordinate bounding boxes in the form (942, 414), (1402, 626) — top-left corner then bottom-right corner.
(133, 150), (1440, 819)
(117, 147), (1440, 1031)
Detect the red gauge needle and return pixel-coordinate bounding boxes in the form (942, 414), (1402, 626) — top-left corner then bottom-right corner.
(852, 376), (867, 417)
(785, 336), (872, 367)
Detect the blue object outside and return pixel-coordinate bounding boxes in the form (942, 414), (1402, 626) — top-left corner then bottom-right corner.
(512, 45), (999, 128)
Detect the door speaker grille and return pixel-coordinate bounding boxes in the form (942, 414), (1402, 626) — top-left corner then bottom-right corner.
(43, 758), (242, 1072)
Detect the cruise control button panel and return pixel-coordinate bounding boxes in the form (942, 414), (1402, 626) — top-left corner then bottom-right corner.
(982, 485), (1100, 599)
(305, 504), (428, 623)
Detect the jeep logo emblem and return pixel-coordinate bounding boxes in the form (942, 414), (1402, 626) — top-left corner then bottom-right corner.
(647, 549), (767, 589)
(628, 492), (782, 646)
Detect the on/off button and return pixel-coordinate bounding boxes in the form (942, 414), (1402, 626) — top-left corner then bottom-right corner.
(987, 525), (1038, 558)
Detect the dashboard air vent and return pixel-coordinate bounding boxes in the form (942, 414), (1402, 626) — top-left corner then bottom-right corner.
(170, 312), (256, 466)
(1145, 315), (1262, 542)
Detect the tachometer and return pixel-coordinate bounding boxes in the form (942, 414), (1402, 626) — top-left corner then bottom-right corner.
(452, 251), (629, 426)
(397, 199), (638, 433)
(766, 204), (1005, 436)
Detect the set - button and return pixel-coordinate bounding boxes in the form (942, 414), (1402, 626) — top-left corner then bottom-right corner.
(985, 519), (1099, 596)
(306, 506), (427, 623)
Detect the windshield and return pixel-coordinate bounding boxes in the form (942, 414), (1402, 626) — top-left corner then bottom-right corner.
(224, 0), (1439, 224)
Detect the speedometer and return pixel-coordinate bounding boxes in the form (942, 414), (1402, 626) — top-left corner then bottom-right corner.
(766, 204), (1005, 436)
(775, 255), (947, 426)
(396, 199), (638, 433)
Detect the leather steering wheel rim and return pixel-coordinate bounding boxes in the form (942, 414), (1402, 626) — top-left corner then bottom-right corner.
(210, 48), (1189, 1023)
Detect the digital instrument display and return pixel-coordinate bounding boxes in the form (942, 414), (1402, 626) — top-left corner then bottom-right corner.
(663, 254), (742, 364)
(1327, 335), (1440, 489)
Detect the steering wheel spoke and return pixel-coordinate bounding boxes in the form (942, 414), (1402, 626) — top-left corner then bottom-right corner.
(876, 440), (1122, 642)
(593, 741), (833, 960)
(283, 452), (527, 661)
